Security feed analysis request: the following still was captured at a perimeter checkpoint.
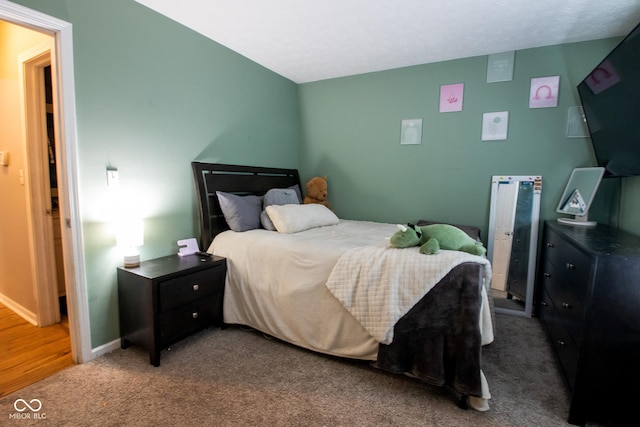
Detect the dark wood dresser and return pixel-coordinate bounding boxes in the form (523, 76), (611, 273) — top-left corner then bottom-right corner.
(117, 254), (226, 366)
(538, 220), (640, 426)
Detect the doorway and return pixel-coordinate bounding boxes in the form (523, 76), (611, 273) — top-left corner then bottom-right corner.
(0, 1), (91, 367)
(490, 181), (518, 292)
(0, 23), (72, 396)
(44, 64), (68, 318)
(20, 40), (65, 327)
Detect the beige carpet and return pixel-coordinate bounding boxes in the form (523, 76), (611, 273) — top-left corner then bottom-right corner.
(0, 313), (570, 426)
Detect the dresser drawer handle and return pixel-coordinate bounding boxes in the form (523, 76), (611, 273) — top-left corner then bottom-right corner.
(192, 312), (199, 319)
(192, 284), (199, 291)
(562, 302), (571, 309)
(540, 301), (548, 307)
(558, 340), (566, 347)
(546, 243), (554, 248)
(566, 263), (575, 270)
(544, 272), (551, 278)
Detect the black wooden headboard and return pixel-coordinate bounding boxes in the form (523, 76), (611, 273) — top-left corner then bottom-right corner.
(191, 162), (301, 250)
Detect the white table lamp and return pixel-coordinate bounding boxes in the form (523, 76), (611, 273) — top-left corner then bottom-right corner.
(116, 218), (144, 268)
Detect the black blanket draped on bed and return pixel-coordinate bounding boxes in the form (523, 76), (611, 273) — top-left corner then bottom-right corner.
(375, 262), (486, 398)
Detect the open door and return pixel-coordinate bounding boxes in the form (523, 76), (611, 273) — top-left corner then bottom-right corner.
(490, 181), (518, 291)
(19, 42), (61, 326)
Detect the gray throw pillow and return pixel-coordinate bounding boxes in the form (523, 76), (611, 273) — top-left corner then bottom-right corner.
(216, 191), (262, 232)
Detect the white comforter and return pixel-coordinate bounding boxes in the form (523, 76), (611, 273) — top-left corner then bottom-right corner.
(209, 220), (493, 360)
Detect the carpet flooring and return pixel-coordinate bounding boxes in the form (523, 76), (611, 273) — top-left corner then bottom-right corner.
(0, 313), (571, 426)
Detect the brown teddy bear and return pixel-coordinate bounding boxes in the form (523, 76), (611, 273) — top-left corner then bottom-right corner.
(304, 176), (331, 209)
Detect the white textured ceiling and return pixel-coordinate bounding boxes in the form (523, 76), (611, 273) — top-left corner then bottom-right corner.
(135, 0), (640, 83)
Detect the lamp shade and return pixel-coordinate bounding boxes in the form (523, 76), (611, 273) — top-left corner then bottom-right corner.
(116, 218), (144, 267)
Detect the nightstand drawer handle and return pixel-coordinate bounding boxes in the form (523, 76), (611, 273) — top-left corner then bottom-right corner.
(558, 340), (566, 347)
(562, 302), (571, 309)
(544, 272), (551, 278)
(192, 312), (199, 319)
(546, 243), (554, 248)
(566, 263), (575, 270)
(192, 284), (199, 291)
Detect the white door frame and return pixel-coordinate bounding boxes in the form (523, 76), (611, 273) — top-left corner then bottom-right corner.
(1, 0), (92, 363)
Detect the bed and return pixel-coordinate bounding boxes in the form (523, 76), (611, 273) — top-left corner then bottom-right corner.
(192, 162), (494, 410)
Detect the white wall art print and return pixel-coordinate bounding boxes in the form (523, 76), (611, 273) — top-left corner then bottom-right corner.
(487, 51), (515, 83)
(439, 83), (464, 112)
(400, 119), (422, 145)
(529, 76), (560, 108)
(482, 111), (509, 141)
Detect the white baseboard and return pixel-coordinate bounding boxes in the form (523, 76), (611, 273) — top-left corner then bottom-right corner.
(0, 293), (38, 326)
(91, 338), (121, 359)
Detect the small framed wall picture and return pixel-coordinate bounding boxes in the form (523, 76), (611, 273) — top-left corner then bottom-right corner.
(439, 83), (464, 113)
(487, 51), (515, 83)
(400, 119), (422, 145)
(529, 76), (560, 108)
(482, 111), (509, 141)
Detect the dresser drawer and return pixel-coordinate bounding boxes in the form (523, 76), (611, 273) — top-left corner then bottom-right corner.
(551, 319), (579, 391)
(540, 281), (579, 392)
(543, 230), (590, 298)
(538, 286), (555, 337)
(158, 266), (225, 313)
(159, 294), (222, 345)
(540, 259), (586, 343)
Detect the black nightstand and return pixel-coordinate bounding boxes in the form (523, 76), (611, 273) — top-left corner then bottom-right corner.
(117, 254), (226, 366)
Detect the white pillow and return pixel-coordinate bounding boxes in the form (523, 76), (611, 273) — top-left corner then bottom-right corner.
(265, 204), (339, 233)
(261, 187), (301, 230)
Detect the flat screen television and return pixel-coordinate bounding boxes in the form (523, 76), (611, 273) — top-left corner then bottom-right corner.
(577, 21), (640, 177)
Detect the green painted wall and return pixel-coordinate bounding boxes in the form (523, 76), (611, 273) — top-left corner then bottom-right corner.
(10, 0), (640, 350)
(298, 39), (640, 237)
(13, 0), (300, 347)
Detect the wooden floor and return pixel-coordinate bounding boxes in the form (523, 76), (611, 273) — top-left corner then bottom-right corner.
(0, 303), (74, 397)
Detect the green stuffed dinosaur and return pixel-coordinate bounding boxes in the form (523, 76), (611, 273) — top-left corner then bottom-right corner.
(390, 223), (486, 256)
